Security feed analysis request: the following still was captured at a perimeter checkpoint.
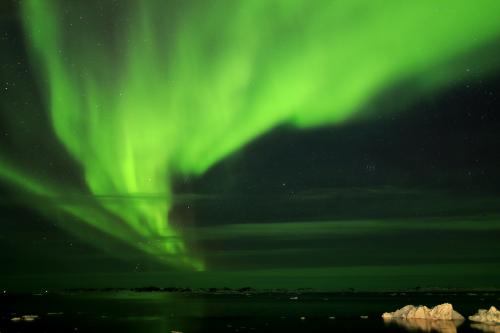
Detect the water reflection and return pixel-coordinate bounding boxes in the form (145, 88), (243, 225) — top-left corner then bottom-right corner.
(470, 323), (500, 333)
(383, 318), (463, 333)
(83, 292), (206, 333)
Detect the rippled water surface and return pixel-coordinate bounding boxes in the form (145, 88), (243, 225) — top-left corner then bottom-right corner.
(0, 292), (498, 332)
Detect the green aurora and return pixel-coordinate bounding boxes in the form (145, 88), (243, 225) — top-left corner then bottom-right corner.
(1, 0), (500, 271)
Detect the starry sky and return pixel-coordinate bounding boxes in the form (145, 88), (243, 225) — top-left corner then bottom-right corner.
(1, 0), (500, 291)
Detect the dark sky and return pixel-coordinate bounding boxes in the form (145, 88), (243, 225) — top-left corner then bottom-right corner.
(0, 1), (499, 291)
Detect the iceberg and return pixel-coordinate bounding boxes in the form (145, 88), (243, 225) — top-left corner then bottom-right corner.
(469, 306), (500, 325)
(11, 314), (39, 322)
(382, 303), (464, 320)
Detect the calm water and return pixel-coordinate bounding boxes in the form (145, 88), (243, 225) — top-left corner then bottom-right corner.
(0, 292), (498, 332)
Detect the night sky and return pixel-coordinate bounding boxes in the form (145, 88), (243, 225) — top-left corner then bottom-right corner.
(1, 0), (500, 291)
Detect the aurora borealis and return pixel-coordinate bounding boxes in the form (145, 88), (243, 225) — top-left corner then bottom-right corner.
(1, 0), (500, 290)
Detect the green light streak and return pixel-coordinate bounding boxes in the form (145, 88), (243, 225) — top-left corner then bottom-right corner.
(8, 0), (500, 269)
(0, 156), (196, 268)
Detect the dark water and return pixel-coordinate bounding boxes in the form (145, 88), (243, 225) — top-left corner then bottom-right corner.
(0, 292), (498, 332)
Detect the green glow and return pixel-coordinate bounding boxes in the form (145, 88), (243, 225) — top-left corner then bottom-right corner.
(0, 156), (196, 268)
(7, 0), (500, 269)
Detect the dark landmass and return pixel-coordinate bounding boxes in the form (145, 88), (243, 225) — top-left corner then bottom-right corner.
(53, 286), (500, 295)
